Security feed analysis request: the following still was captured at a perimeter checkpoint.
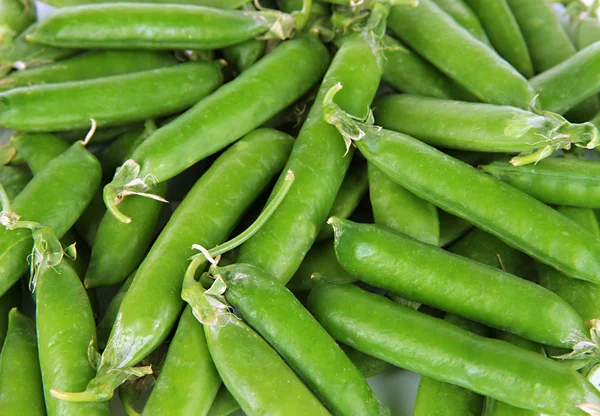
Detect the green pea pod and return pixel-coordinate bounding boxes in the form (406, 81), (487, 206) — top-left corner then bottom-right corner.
(414, 314), (490, 416)
(0, 284), (19, 347)
(206, 387), (239, 416)
(204, 308), (331, 416)
(57, 128), (293, 402)
(96, 273), (134, 350)
(105, 35), (329, 223)
(329, 218), (593, 352)
(463, 0), (533, 78)
(28, 4), (302, 50)
(307, 281), (600, 416)
(58, 123), (142, 144)
(530, 42), (600, 116)
(97, 128), (147, 179)
(222, 39), (266, 73)
(573, 16), (600, 50)
(438, 209), (473, 246)
(369, 163), (439, 246)
(480, 158), (600, 208)
(0, 61), (223, 132)
(316, 158), (368, 241)
(0, 308), (44, 416)
(0, 0), (35, 46)
(382, 35), (475, 100)
(0, 140), (101, 296)
(0, 165), (29, 200)
(388, 1), (536, 109)
(236, 5), (388, 283)
(340, 345), (393, 379)
(0, 50), (178, 92)
(373, 94), (599, 164)
(143, 306), (220, 416)
(431, 0), (490, 45)
(44, 0), (251, 7)
(211, 262), (384, 415)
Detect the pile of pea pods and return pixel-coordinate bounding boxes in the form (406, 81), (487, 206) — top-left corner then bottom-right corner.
(3, 0), (600, 414)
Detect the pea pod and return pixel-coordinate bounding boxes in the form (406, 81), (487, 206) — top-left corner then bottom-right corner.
(0, 50), (178, 91)
(369, 163), (439, 246)
(462, 0), (534, 78)
(431, 0), (490, 44)
(96, 273), (134, 350)
(439, 210), (473, 246)
(206, 387), (239, 416)
(0, 61), (223, 132)
(0, 284), (19, 347)
(0, 0), (35, 46)
(307, 280), (600, 416)
(0, 165), (29, 200)
(105, 35), (329, 223)
(44, 0), (251, 7)
(208, 262), (383, 415)
(480, 158), (600, 208)
(58, 123), (142, 144)
(373, 94), (599, 165)
(0, 308), (44, 416)
(235, 5), (388, 283)
(572, 16), (600, 50)
(222, 39), (266, 73)
(97, 127), (148, 179)
(388, 1), (536, 108)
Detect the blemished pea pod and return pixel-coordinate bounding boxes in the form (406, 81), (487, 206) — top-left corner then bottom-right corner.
(372, 94), (599, 165)
(204, 308), (331, 416)
(0, 50), (178, 91)
(530, 42), (600, 116)
(96, 273), (134, 350)
(27, 3), (306, 50)
(307, 280), (600, 416)
(208, 262), (384, 415)
(0, 61), (223, 132)
(382, 35), (475, 100)
(143, 306), (220, 416)
(0, 309), (44, 416)
(438, 209), (473, 247)
(0, 139), (101, 297)
(480, 158), (600, 208)
(0, 0), (35, 46)
(0, 165), (29, 200)
(235, 5), (388, 283)
(104, 35), (329, 223)
(431, 0), (490, 45)
(388, 1), (536, 109)
(329, 218), (595, 353)
(43, 0), (251, 7)
(56, 129), (294, 402)
(414, 314), (489, 416)
(0, 284), (19, 347)
(369, 163), (439, 246)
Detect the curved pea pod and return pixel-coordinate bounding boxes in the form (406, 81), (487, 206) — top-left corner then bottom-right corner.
(27, 4), (303, 50)
(388, 1), (536, 109)
(438, 209), (472, 247)
(0, 0), (35, 46)
(414, 314), (489, 416)
(0, 140), (101, 297)
(573, 16), (600, 50)
(480, 158), (600, 208)
(204, 308), (331, 416)
(0, 50), (178, 91)
(43, 0), (250, 7)
(0, 284), (19, 347)
(143, 306), (220, 416)
(235, 6), (388, 283)
(0, 309), (44, 416)
(462, 0), (533, 78)
(373, 94), (599, 164)
(0, 165), (29, 200)
(105, 35), (329, 223)
(431, 0), (490, 45)
(307, 280), (600, 416)
(211, 262), (384, 415)
(369, 163), (439, 246)
(0, 61), (223, 132)
(530, 42), (600, 116)
(329, 218), (594, 353)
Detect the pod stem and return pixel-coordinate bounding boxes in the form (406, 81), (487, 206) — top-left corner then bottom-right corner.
(553, 320), (600, 362)
(103, 159), (168, 224)
(182, 170), (295, 325)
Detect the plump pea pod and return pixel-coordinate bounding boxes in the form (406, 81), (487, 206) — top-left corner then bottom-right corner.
(204, 308), (331, 416)
(369, 163), (439, 246)
(0, 308), (44, 416)
(105, 36), (329, 223)
(530, 42), (600, 116)
(27, 4), (305, 50)
(0, 284), (19, 347)
(0, 50), (178, 91)
(56, 129), (293, 402)
(235, 6), (388, 283)
(388, 1), (536, 109)
(208, 262), (384, 415)
(45, 0), (250, 7)
(382, 35), (475, 100)
(96, 273), (134, 350)
(373, 94), (599, 165)
(438, 209), (473, 246)
(316, 158), (368, 241)
(0, 61), (223, 132)
(414, 314), (489, 416)
(142, 306), (220, 416)
(573, 16), (600, 50)
(308, 280), (600, 416)
(480, 158), (600, 208)
(431, 0), (490, 44)
(0, 165), (29, 200)
(0, 140), (101, 296)
(0, 0), (35, 46)
(462, 0), (533, 78)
